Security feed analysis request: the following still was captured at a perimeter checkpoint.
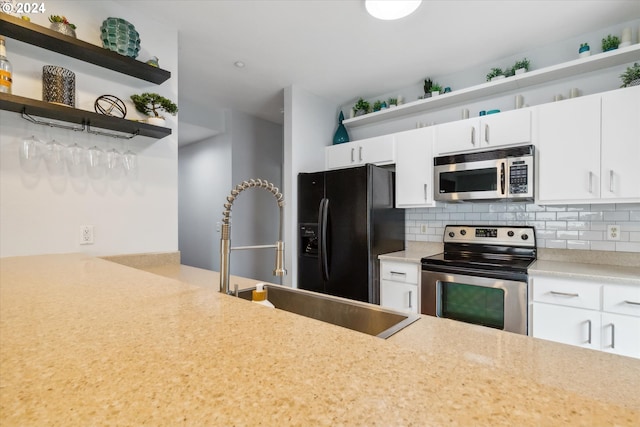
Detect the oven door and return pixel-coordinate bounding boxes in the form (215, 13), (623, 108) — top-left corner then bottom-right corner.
(434, 158), (506, 201)
(421, 270), (527, 334)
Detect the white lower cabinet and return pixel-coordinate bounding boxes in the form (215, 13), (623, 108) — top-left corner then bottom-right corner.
(531, 276), (640, 359)
(380, 259), (420, 314)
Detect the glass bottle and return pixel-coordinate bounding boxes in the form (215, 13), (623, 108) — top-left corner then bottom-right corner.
(0, 36), (13, 94)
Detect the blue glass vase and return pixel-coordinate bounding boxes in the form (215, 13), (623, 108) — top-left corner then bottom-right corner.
(333, 111), (350, 145)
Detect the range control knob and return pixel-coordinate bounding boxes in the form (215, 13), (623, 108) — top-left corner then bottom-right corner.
(460, 229), (467, 236)
(448, 232), (455, 238)
(521, 233), (529, 240)
(507, 231), (515, 237)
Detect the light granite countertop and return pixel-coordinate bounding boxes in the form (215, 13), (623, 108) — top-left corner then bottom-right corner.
(1, 253), (640, 426)
(529, 259), (640, 285)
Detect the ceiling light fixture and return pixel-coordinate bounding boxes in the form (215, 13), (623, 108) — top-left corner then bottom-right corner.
(365, 0), (422, 20)
(234, 61), (245, 68)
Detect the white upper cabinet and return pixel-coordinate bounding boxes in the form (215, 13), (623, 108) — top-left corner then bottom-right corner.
(325, 134), (395, 170)
(600, 86), (640, 201)
(537, 87), (640, 204)
(435, 109), (531, 155)
(537, 94), (601, 203)
(395, 127), (436, 208)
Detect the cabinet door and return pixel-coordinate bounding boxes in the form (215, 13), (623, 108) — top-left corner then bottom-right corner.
(395, 127), (436, 207)
(480, 109), (531, 148)
(325, 141), (358, 170)
(537, 95), (601, 203)
(532, 303), (600, 350)
(601, 312), (640, 359)
(601, 86), (640, 201)
(380, 281), (419, 313)
(435, 118), (479, 154)
(360, 134), (395, 165)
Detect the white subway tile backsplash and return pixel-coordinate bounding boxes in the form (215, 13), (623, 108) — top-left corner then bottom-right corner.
(604, 211), (630, 221)
(407, 202), (640, 253)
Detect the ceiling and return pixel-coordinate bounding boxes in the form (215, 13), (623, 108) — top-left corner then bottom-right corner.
(125, 0), (640, 142)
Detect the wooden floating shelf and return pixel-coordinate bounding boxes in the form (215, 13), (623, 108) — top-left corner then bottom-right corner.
(0, 13), (171, 84)
(0, 93), (172, 139)
(343, 44), (640, 128)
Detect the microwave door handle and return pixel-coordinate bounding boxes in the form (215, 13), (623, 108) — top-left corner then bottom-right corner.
(500, 162), (506, 195)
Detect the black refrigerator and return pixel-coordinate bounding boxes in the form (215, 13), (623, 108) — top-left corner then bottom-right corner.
(297, 164), (405, 304)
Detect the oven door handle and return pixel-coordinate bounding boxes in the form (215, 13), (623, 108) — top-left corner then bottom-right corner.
(500, 161), (506, 195)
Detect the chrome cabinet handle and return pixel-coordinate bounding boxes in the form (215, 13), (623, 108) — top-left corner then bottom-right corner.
(485, 124), (489, 143)
(390, 271), (406, 276)
(609, 170), (615, 193)
(610, 323), (616, 349)
(408, 290), (412, 308)
(588, 171), (594, 193)
(359, 146), (363, 162)
(550, 291), (579, 297)
(350, 148), (355, 162)
(471, 127), (476, 146)
(586, 319), (592, 344)
(424, 183), (428, 200)
(624, 300), (640, 306)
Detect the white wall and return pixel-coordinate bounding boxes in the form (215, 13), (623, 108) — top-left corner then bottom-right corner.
(178, 110), (283, 283)
(0, 1), (179, 257)
(283, 85), (339, 286)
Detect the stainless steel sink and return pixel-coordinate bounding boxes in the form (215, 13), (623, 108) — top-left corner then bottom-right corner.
(235, 285), (420, 339)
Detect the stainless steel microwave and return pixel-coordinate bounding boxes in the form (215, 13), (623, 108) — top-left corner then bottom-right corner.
(434, 145), (534, 202)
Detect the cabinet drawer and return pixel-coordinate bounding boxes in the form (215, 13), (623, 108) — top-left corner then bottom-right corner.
(380, 281), (419, 314)
(381, 261), (419, 284)
(603, 284), (640, 316)
(531, 276), (601, 309)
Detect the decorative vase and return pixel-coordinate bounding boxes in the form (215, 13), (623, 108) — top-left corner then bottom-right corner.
(333, 111), (350, 145)
(515, 68), (526, 75)
(42, 65), (75, 107)
(431, 91), (439, 96)
(100, 17), (141, 58)
(50, 22), (76, 38)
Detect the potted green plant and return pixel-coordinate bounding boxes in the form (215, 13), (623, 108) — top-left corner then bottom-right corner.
(423, 78), (433, 98)
(513, 58), (530, 75)
(49, 15), (77, 38)
(602, 34), (620, 52)
(620, 62), (640, 87)
(579, 42), (590, 58)
(353, 98), (370, 116)
(130, 93), (178, 125)
(486, 67), (504, 82)
(388, 97), (398, 108)
(430, 83), (443, 96)
(373, 100), (384, 112)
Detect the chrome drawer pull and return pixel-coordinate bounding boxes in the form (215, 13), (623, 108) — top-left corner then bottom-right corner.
(624, 300), (640, 306)
(610, 323), (616, 349)
(550, 291), (579, 297)
(351, 148), (355, 162)
(471, 127), (476, 145)
(408, 290), (412, 308)
(390, 271), (407, 276)
(586, 319), (592, 344)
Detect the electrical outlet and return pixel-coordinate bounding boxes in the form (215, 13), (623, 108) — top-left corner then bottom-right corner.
(80, 225), (94, 245)
(607, 224), (620, 241)
(420, 224), (428, 233)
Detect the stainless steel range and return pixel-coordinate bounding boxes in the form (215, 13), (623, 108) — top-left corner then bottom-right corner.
(421, 225), (537, 335)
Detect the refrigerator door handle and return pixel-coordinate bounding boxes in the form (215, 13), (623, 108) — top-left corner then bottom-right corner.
(318, 198), (330, 281)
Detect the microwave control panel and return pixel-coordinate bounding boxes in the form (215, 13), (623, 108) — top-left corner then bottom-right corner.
(509, 161), (529, 194)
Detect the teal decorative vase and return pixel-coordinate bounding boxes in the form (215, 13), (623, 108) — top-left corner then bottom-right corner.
(333, 111), (350, 145)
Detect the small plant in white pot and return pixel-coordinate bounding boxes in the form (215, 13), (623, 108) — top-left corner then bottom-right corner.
(513, 58), (530, 75)
(620, 62), (640, 87)
(486, 67), (505, 82)
(430, 83), (442, 96)
(130, 93), (178, 126)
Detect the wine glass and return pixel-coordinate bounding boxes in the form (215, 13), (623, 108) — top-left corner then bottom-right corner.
(44, 139), (65, 175)
(106, 147), (123, 179)
(19, 135), (43, 173)
(122, 149), (137, 175)
(86, 145), (106, 179)
(66, 142), (85, 177)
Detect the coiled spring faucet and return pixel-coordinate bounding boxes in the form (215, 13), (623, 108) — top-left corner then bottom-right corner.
(219, 178), (286, 294)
